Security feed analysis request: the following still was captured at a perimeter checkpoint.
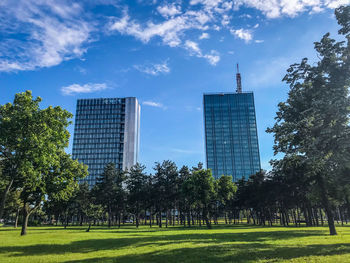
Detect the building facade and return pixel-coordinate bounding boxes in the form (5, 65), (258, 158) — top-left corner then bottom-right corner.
(203, 92), (261, 181)
(72, 97), (140, 186)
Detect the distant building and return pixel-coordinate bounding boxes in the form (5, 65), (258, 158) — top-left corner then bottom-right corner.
(203, 66), (261, 180)
(72, 97), (140, 186)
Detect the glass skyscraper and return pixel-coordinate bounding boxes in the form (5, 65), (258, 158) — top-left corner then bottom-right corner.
(72, 97), (140, 186)
(203, 92), (261, 181)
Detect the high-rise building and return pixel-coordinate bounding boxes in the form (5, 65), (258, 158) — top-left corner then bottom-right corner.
(72, 97), (140, 186)
(203, 67), (261, 181)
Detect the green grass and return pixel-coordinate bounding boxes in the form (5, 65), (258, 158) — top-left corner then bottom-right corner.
(1, 224), (350, 262)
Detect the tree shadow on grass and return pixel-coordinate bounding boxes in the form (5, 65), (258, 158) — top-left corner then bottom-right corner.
(62, 243), (350, 263)
(1, 229), (326, 258)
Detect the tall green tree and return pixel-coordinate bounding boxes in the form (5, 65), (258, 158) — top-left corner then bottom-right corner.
(153, 160), (178, 228)
(75, 182), (90, 226)
(0, 91), (87, 235)
(217, 175), (237, 224)
(126, 163), (148, 228)
(83, 203), (103, 232)
(95, 163), (122, 228)
(188, 168), (216, 229)
(267, 6), (350, 235)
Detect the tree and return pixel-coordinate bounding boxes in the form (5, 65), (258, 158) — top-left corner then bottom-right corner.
(126, 163), (148, 228)
(83, 203), (103, 232)
(95, 163), (121, 228)
(0, 91), (87, 235)
(153, 160), (178, 228)
(178, 165), (191, 226)
(75, 182), (90, 226)
(267, 6), (350, 235)
(187, 168), (216, 229)
(217, 175), (237, 224)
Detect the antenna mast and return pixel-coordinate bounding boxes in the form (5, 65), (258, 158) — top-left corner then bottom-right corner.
(236, 63), (242, 93)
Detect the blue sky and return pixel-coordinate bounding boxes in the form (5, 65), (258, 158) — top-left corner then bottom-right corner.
(1, 0), (349, 173)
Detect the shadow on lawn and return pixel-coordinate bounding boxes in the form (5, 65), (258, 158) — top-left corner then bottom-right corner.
(62, 243), (350, 263)
(1, 228), (330, 260)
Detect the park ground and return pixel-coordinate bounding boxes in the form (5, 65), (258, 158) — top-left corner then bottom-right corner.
(1, 224), (350, 262)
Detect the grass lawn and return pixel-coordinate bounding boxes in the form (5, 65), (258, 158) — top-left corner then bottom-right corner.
(1, 224), (350, 262)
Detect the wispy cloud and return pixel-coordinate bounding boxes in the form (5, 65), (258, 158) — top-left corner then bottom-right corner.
(134, 61), (170, 75)
(185, 40), (220, 65)
(61, 83), (108, 95)
(108, 9), (209, 47)
(171, 148), (202, 154)
(199, 32), (210, 40)
(142, 101), (167, 109)
(1, 0), (346, 73)
(0, 0), (92, 72)
(185, 106), (202, 111)
(230, 28), (253, 43)
(157, 3), (182, 18)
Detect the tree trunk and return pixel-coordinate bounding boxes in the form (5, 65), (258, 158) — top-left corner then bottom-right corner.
(64, 213), (68, 229)
(86, 221), (91, 232)
(136, 213), (139, 228)
(0, 179), (14, 220)
(149, 210), (152, 228)
(21, 203), (30, 236)
(203, 208), (211, 229)
(14, 208), (19, 228)
(318, 176), (337, 235)
(158, 211), (162, 228)
(165, 209), (168, 228)
(108, 206), (112, 228)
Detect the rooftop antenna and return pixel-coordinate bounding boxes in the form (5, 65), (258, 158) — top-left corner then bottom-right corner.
(236, 63), (242, 93)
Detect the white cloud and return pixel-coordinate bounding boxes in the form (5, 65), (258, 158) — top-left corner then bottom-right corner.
(2, 0), (347, 73)
(109, 9), (209, 47)
(171, 148), (202, 154)
(239, 13), (252, 18)
(157, 3), (181, 18)
(185, 40), (201, 53)
(325, 0), (350, 8)
(185, 40), (220, 65)
(199, 32), (210, 39)
(234, 0), (345, 18)
(142, 101), (167, 109)
(107, 0), (347, 65)
(255, 39), (264, 43)
(134, 61), (170, 75)
(61, 83), (108, 95)
(230, 28), (253, 42)
(203, 51), (221, 65)
(0, 0), (92, 72)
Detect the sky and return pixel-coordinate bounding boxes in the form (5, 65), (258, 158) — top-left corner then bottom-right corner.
(1, 0), (349, 173)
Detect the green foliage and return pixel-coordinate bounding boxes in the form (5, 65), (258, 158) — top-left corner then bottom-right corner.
(185, 168), (216, 228)
(267, 6), (350, 235)
(126, 163), (148, 227)
(83, 203), (103, 232)
(94, 163), (125, 227)
(0, 90), (87, 234)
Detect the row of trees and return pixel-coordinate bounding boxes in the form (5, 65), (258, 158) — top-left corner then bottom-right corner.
(1, 6), (350, 236)
(3, 157), (350, 236)
(40, 161), (236, 231)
